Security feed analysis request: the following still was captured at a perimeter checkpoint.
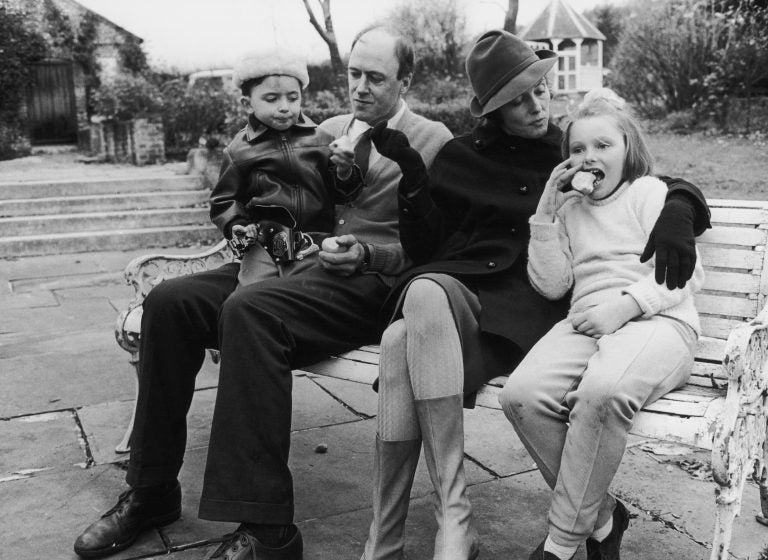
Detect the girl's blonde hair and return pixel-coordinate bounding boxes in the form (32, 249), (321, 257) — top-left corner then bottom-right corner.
(561, 88), (654, 183)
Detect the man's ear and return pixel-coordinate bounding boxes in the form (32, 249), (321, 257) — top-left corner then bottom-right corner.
(399, 73), (413, 95)
(239, 96), (252, 110)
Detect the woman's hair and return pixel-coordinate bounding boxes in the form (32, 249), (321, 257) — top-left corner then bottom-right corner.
(350, 24), (416, 80)
(561, 88), (653, 183)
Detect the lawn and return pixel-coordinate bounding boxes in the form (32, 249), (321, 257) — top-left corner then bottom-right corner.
(645, 131), (767, 201)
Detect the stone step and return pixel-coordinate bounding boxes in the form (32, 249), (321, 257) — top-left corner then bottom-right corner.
(0, 190), (209, 218)
(0, 208), (211, 237)
(0, 175), (201, 200)
(0, 224), (221, 258)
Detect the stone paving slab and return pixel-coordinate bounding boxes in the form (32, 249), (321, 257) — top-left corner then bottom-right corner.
(613, 445), (766, 560)
(308, 374), (379, 418)
(1, 465), (167, 560)
(464, 404), (537, 477)
(0, 350), (135, 418)
(0, 410), (86, 481)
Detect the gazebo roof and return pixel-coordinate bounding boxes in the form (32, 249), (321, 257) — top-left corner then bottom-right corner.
(520, 0), (606, 41)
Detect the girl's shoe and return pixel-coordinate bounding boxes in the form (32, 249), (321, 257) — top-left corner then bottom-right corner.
(585, 500), (630, 560)
(527, 539), (574, 560)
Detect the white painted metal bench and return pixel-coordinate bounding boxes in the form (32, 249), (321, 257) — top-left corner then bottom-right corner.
(114, 199), (768, 560)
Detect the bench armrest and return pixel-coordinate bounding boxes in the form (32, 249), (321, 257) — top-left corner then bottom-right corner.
(710, 300), (768, 487)
(115, 240), (235, 354)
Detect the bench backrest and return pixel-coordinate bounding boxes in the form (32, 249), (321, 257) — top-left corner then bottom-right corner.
(693, 200), (768, 387)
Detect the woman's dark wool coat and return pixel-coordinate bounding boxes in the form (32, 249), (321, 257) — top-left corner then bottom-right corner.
(385, 120), (570, 397)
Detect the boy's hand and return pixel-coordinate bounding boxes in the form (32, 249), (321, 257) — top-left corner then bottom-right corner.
(329, 137), (355, 179)
(571, 295), (642, 338)
(229, 223), (258, 256)
(319, 235), (364, 276)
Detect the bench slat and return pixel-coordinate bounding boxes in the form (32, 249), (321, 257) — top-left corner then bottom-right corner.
(700, 270), (761, 294)
(710, 206), (768, 225)
(700, 316), (751, 340)
(700, 246), (765, 270)
(699, 226), (766, 246)
(695, 293), (758, 319)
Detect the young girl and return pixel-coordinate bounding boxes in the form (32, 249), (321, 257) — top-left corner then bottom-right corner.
(499, 88), (704, 560)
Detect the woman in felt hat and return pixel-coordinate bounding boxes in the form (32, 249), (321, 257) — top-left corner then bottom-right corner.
(360, 30), (710, 560)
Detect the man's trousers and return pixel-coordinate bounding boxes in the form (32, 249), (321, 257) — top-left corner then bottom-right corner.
(125, 262), (389, 526)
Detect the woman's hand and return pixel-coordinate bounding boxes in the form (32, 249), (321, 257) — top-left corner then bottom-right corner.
(370, 122), (427, 196)
(534, 159), (579, 222)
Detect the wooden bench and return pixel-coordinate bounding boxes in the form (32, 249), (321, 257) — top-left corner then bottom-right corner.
(114, 198), (768, 560)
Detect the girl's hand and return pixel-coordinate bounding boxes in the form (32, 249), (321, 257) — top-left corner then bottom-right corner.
(571, 295), (642, 338)
(534, 158), (580, 222)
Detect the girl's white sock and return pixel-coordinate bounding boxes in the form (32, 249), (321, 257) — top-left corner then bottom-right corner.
(544, 535), (578, 560)
(590, 515), (614, 542)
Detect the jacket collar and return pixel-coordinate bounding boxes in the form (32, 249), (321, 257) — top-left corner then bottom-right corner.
(470, 118), (562, 151)
(245, 112), (317, 142)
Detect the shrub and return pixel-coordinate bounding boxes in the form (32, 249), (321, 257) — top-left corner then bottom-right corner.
(159, 80), (242, 158)
(0, 5), (47, 160)
(408, 98), (477, 136)
(609, 0), (768, 131)
(303, 90), (348, 124)
(93, 75), (163, 120)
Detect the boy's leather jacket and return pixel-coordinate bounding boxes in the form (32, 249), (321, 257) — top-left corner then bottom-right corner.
(209, 113), (336, 241)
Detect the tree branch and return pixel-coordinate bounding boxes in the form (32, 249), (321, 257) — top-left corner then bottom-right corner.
(301, 0), (331, 45)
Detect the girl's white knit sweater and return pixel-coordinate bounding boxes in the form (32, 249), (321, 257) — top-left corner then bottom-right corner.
(527, 176), (703, 335)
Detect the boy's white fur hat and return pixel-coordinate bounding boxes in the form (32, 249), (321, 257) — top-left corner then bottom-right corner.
(233, 47), (310, 90)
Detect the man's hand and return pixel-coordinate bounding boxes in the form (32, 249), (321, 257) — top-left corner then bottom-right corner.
(640, 195), (696, 289)
(571, 295), (642, 338)
(319, 234), (365, 276)
(329, 137), (355, 179)
(369, 121), (427, 196)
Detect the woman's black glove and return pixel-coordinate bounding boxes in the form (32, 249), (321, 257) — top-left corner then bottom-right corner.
(369, 121), (427, 196)
(640, 193), (696, 289)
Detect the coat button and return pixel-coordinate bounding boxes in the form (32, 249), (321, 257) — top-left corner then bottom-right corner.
(402, 207), (410, 214)
(519, 185), (528, 194)
(487, 261), (497, 269)
(473, 139), (483, 149)
(510, 227), (516, 235)
(338, 219), (345, 225)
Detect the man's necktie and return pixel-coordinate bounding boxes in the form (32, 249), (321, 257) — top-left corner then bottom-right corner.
(354, 129), (372, 178)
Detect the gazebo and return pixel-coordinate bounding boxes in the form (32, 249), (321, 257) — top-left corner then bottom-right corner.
(519, 0), (606, 94)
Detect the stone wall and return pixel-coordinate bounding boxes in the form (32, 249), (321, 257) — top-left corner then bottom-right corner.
(88, 114), (165, 165)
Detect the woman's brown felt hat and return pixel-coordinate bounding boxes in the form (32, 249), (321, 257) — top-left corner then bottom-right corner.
(466, 30), (558, 117)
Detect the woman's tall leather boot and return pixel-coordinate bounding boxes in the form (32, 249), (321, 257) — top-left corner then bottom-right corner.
(361, 435), (422, 560)
(415, 395), (480, 560)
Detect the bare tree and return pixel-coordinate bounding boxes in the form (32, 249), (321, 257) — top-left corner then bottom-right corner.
(504, 0), (519, 34)
(300, 0), (345, 88)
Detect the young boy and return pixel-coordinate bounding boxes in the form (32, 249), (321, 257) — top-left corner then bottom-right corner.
(210, 47), (355, 285)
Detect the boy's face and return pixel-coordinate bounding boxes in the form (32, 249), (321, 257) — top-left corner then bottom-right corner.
(241, 75), (302, 131)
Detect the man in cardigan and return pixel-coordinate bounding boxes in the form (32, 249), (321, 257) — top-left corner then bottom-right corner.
(73, 25), (452, 560)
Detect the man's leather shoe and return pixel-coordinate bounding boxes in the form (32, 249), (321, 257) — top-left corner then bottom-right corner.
(73, 481), (181, 558)
(586, 500), (630, 560)
(206, 525), (303, 560)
